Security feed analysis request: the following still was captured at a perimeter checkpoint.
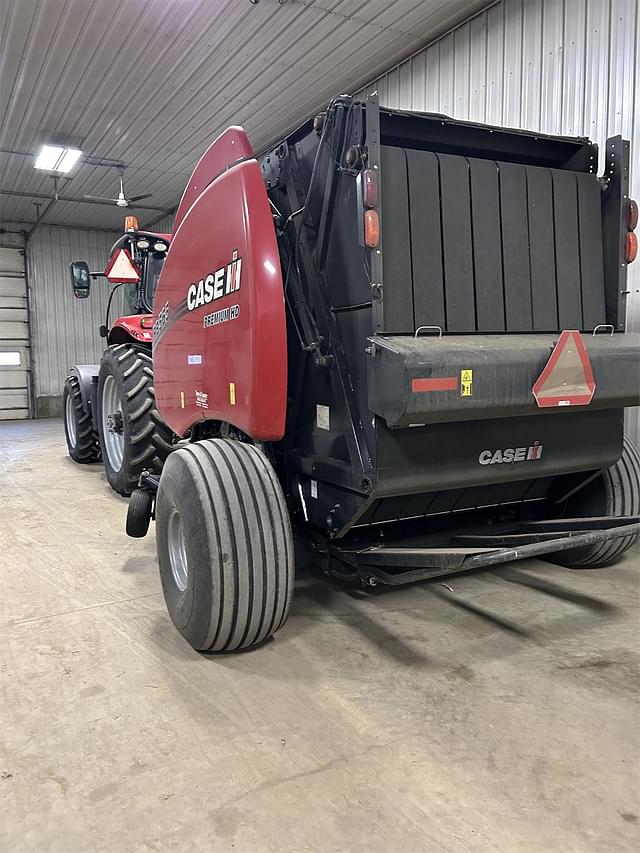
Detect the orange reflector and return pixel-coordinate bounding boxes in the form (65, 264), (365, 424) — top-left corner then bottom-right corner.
(364, 209), (380, 248)
(140, 316), (154, 328)
(626, 231), (638, 263)
(532, 330), (595, 407)
(412, 377), (458, 392)
(628, 199), (638, 231)
(362, 169), (378, 208)
(124, 215), (139, 232)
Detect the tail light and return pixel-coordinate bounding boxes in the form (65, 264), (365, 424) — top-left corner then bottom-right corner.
(140, 317), (154, 329)
(364, 209), (380, 248)
(626, 198), (637, 263)
(362, 169), (378, 208)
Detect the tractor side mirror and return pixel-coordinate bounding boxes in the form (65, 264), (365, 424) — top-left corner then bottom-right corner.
(70, 261), (91, 299)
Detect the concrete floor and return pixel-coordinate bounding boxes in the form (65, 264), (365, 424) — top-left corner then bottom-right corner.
(1, 419), (639, 853)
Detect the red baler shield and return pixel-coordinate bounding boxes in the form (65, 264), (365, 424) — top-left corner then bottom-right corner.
(173, 127), (253, 234)
(153, 131), (287, 440)
(532, 330), (596, 407)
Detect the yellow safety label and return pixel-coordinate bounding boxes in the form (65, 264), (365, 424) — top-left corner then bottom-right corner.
(461, 368), (473, 397)
(229, 382), (236, 405)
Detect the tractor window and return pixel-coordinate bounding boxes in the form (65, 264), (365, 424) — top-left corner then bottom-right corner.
(144, 253), (165, 311)
(122, 283), (138, 315)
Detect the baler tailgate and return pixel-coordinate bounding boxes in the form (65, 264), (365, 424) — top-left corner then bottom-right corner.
(380, 146), (606, 334)
(367, 332), (640, 427)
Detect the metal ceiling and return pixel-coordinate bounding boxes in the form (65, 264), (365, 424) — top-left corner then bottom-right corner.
(0, 0), (489, 232)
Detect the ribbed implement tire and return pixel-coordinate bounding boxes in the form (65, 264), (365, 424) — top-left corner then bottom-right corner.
(547, 436), (640, 569)
(97, 344), (176, 496)
(63, 374), (101, 463)
(156, 439), (294, 652)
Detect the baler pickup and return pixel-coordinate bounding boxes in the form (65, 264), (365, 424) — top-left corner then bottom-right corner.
(332, 517), (640, 586)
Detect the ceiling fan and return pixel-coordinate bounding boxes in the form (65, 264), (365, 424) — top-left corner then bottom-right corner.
(84, 170), (151, 208)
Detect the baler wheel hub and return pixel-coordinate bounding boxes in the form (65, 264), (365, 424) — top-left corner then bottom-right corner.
(167, 508), (188, 592)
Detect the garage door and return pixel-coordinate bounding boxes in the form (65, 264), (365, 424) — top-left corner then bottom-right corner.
(0, 247), (31, 419)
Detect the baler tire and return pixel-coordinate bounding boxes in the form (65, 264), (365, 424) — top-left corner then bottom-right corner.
(546, 435), (640, 569)
(63, 375), (101, 463)
(97, 344), (176, 496)
(155, 439), (294, 653)
(126, 489), (153, 538)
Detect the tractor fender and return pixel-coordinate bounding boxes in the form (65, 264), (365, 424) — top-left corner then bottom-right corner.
(107, 314), (154, 346)
(68, 364), (99, 425)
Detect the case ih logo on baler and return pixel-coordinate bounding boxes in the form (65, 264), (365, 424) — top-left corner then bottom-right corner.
(479, 442), (544, 465)
(186, 250), (242, 311)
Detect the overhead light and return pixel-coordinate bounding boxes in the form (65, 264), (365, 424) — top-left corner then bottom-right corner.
(34, 144), (82, 173)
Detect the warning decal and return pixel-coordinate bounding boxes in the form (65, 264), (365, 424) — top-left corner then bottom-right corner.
(460, 368), (473, 397)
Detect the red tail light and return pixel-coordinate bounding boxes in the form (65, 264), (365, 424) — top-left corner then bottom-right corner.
(628, 199), (638, 231)
(626, 231), (638, 263)
(362, 169), (378, 208)
(364, 209), (380, 248)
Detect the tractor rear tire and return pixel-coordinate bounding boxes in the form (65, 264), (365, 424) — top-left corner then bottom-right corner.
(155, 439), (294, 652)
(546, 435), (640, 569)
(63, 375), (101, 463)
(97, 344), (175, 496)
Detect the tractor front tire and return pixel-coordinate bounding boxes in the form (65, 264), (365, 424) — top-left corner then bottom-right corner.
(155, 439), (294, 652)
(97, 344), (175, 496)
(546, 435), (640, 569)
(63, 374), (101, 463)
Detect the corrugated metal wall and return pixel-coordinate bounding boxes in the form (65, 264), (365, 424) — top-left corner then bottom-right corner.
(19, 214), (172, 416)
(26, 225), (119, 413)
(363, 0), (639, 440)
(149, 215), (175, 235)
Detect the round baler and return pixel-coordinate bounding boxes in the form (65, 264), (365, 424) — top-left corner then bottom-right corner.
(127, 97), (640, 653)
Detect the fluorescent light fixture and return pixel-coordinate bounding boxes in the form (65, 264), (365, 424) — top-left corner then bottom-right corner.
(34, 144), (82, 173)
(0, 351), (20, 366)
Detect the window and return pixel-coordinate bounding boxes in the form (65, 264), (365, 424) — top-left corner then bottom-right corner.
(0, 352), (20, 367)
(144, 253), (165, 310)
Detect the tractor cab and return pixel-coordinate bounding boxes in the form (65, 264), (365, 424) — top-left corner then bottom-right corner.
(69, 215), (171, 338)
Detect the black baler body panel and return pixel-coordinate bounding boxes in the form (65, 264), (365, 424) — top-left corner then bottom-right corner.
(259, 96), (636, 540)
(367, 333), (640, 427)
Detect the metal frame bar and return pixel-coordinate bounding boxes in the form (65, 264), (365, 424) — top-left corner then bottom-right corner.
(332, 519), (640, 585)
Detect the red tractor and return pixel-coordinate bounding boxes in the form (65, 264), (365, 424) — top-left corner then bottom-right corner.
(64, 216), (176, 495)
(128, 97), (640, 653)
